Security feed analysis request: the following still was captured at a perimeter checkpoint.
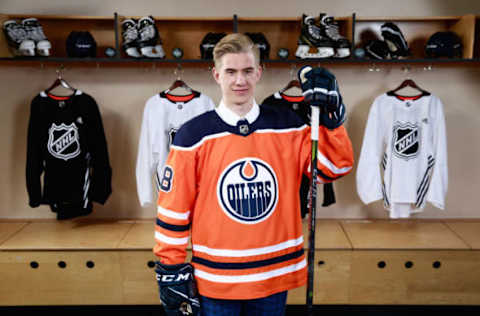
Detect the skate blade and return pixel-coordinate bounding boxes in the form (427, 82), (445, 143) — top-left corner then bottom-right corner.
(36, 40), (52, 56)
(141, 46), (164, 58)
(296, 46), (335, 59)
(125, 47), (141, 58)
(18, 40), (35, 56)
(334, 48), (350, 58)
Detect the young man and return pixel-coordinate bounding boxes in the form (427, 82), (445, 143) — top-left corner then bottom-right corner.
(154, 33), (353, 316)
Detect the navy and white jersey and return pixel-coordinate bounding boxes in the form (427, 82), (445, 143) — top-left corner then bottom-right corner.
(135, 91), (215, 207)
(356, 93), (448, 218)
(26, 90), (112, 219)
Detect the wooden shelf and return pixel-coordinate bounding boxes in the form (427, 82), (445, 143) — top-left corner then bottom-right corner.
(1, 13), (477, 62)
(355, 15), (476, 59)
(0, 56), (477, 65)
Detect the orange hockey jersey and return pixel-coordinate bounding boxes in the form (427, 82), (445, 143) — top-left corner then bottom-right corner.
(154, 101), (353, 300)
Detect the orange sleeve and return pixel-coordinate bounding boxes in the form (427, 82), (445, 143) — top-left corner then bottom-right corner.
(153, 147), (197, 265)
(301, 125), (354, 183)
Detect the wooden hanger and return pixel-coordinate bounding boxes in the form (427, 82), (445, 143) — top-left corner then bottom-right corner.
(165, 79), (192, 94)
(387, 79), (430, 97)
(280, 64), (302, 95)
(387, 66), (430, 97)
(280, 79), (301, 94)
(45, 67), (76, 94)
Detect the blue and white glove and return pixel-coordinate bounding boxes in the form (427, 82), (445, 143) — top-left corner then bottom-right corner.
(298, 65), (346, 129)
(155, 262), (200, 316)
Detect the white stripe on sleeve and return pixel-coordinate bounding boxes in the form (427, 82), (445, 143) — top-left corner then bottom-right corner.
(157, 206), (190, 221)
(155, 231), (189, 245)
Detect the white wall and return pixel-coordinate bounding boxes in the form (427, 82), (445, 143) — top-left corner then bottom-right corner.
(1, 1), (480, 219)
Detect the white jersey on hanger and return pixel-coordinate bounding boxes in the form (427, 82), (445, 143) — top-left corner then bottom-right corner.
(136, 91), (215, 207)
(356, 93), (448, 218)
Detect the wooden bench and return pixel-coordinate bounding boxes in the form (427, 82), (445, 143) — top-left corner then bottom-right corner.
(1, 219), (479, 306)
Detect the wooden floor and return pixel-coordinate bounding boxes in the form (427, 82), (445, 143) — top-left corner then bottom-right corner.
(1, 219), (480, 306)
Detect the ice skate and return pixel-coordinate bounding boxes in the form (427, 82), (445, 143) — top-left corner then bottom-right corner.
(318, 13), (351, 58)
(137, 16), (165, 58)
(295, 14), (335, 59)
(22, 18), (51, 56)
(3, 20), (35, 56)
(121, 19), (141, 58)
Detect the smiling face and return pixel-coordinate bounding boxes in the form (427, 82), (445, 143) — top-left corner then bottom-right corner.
(212, 51), (262, 115)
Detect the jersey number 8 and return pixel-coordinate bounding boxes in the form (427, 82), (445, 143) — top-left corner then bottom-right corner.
(160, 166), (174, 192)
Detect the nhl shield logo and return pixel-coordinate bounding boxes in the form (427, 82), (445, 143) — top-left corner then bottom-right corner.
(217, 158), (278, 224)
(47, 123), (81, 161)
(393, 122), (420, 160)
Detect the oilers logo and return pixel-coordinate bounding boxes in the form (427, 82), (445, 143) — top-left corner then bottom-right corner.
(217, 158), (278, 224)
(47, 123), (81, 161)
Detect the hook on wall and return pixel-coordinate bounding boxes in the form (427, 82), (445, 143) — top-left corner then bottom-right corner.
(56, 64), (66, 79)
(401, 64), (412, 75)
(423, 64), (433, 71)
(289, 64), (297, 80)
(368, 63), (380, 72)
(401, 64), (412, 79)
(174, 63), (184, 80)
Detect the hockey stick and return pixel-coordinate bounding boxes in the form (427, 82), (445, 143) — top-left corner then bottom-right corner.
(306, 105), (320, 316)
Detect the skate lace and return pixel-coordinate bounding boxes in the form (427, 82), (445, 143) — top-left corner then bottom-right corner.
(307, 24), (322, 40)
(139, 25), (155, 41)
(123, 27), (138, 42)
(325, 24), (343, 41)
(26, 25), (47, 41)
(6, 25), (27, 43)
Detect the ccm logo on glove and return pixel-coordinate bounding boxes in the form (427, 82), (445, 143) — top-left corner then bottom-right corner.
(156, 272), (191, 283)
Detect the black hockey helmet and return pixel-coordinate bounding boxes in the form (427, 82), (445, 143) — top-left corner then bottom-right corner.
(66, 31), (97, 58)
(200, 32), (226, 59)
(245, 32), (270, 60)
(425, 31), (463, 58)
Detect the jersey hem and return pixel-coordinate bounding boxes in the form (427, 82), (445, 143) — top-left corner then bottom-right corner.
(197, 277), (306, 300)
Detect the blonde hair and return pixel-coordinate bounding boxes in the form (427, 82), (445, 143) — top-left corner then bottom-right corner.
(213, 33), (260, 68)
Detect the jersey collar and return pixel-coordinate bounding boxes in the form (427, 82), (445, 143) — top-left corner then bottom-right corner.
(215, 99), (260, 126)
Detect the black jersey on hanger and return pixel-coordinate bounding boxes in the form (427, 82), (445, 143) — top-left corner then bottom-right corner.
(26, 90), (112, 220)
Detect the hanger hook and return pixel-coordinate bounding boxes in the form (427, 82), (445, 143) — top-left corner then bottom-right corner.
(289, 64), (297, 80)
(368, 63), (380, 72)
(56, 64), (65, 79)
(174, 63), (183, 80)
(401, 64), (412, 80)
(423, 64), (433, 71)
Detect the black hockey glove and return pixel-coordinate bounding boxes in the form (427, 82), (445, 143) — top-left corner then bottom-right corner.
(298, 65), (346, 129)
(155, 262), (200, 316)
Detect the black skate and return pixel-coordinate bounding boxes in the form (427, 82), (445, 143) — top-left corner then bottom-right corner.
(318, 13), (351, 58)
(381, 22), (410, 59)
(3, 20), (35, 56)
(22, 18), (51, 56)
(121, 19), (141, 58)
(137, 16), (165, 58)
(295, 14), (335, 59)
